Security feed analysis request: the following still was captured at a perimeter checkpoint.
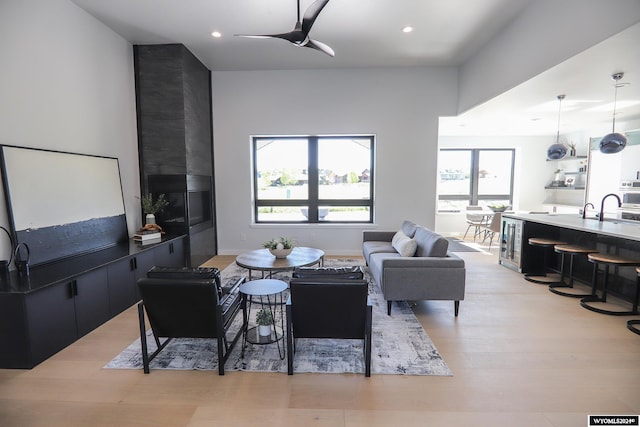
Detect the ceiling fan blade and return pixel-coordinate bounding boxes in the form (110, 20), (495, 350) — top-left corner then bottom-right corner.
(303, 38), (335, 57)
(235, 34), (275, 39)
(235, 0), (334, 57)
(235, 32), (299, 43)
(301, 0), (331, 36)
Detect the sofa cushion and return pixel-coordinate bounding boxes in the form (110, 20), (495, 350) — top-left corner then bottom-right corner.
(363, 241), (395, 263)
(368, 252), (401, 291)
(391, 231), (418, 257)
(401, 220), (418, 238)
(413, 226), (449, 257)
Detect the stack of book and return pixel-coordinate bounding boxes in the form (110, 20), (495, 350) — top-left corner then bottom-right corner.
(133, 230), (162, 245)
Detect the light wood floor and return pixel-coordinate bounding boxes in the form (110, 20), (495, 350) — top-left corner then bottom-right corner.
(1, 249), (639, 427)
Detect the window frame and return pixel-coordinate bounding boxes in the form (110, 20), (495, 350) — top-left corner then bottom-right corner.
(438, 148), (515, 208)
(252, 135), (375, 224)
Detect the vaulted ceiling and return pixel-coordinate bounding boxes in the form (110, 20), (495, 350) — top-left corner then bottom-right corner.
(71, 0), (640, 137)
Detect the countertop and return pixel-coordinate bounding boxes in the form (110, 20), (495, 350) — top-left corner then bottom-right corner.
(503, 213), (640, 242)
(0, 234), (185, 294)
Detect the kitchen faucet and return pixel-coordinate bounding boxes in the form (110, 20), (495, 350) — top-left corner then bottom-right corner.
(582, 202), (595, 219)
(599, 193), (621, 222)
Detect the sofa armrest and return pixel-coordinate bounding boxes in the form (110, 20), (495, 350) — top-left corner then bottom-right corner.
(363, 231), (396, 243)
(379, 253), (465, 269)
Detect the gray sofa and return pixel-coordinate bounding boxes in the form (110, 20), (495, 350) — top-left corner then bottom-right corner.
(363, 220), (466, 316)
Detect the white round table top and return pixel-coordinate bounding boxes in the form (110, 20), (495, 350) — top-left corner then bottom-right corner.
(239, 278), (288, 296)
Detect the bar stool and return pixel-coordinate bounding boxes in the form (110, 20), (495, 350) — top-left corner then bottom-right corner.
(524, 237), (567, 284)
(548, 244), (598, 297)
(627, 268), (640, 335)
(580, 254), (640, 316)
(628, 320), (640, 335)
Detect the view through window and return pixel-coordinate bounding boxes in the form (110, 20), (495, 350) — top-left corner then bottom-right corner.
(438, 148), (514, 211)
(253, 135), (374, 223)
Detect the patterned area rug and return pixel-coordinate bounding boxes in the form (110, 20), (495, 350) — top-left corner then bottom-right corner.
(105, 258), (452, 376)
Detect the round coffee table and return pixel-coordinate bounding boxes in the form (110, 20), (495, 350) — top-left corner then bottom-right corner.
(235, 247), (324, 280)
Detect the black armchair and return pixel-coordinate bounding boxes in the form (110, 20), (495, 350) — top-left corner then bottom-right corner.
(286, 266), (372, 377)
(137, 267), (246, 375)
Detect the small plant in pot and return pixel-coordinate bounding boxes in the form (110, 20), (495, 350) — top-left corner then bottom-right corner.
(263, 237), (294, 258)
(141, 193), (169, 225)
(256, 308), (274, 337)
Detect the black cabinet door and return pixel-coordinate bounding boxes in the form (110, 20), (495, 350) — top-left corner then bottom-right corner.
(106, 258), (137, 316)
(73, 268), (110, 337)
(154, 237), (186, 267)
(133, 250), (156, 300)
(25, 281), (77, 366)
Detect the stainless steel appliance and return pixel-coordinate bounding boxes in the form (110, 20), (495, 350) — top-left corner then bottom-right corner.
(499, 216), (523, 272)
(621, 192), (640, 208)
(618, 180), (640, 221)
(620, 179), (640, 190)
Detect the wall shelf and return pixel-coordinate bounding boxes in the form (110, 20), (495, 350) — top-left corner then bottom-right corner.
(545, 186), (586, 190)
(546, 155), (587, 161)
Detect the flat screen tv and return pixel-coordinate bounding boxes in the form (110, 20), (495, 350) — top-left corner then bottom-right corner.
(0, 145), (128, 267)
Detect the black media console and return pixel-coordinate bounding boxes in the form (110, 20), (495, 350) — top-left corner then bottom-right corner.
(0, 235), (186, 369)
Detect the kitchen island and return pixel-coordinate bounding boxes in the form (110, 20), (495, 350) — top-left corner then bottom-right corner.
(500, 213), (640, 304)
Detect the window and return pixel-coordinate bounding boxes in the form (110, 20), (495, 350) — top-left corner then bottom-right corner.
(438, 149), (514, 211)
(253, 135), (374, 223)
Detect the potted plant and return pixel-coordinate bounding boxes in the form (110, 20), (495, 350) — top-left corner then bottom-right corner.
(255, 308), (274, 337)
(141, 193), (169, 225)
(263, 237), (294, 258)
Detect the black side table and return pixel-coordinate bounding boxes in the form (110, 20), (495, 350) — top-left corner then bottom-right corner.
(239, 279), (287, 359)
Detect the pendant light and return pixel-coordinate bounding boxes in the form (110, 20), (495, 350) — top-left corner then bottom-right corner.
(546, 94), (568, 160)
(599, 72), (627, 154)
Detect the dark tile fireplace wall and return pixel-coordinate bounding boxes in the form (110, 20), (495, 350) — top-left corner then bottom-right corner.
(134, 44), (217, 265)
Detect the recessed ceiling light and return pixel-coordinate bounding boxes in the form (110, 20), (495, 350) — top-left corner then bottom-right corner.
(402, 26), (413, 33)
(211, 31), (222, 38)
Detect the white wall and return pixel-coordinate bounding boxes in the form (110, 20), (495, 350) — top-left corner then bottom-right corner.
(458, 0), (640, 114)
(212, 68), (458, 255)
(0, 0), (140, 261)
(435, 135), (551, 236)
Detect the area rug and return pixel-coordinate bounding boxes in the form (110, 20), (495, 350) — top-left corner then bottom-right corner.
(104, 259), (452, 376)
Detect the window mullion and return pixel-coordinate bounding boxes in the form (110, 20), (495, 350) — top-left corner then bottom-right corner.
(308, 137), (319, 222)
(470, 150), (479, 205)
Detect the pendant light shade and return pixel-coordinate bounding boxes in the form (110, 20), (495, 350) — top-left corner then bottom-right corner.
(599, 72), (627, 154)
(547, 94), (567, 160)
(599, 132), (627, 154)
(547, 143), (567, 160)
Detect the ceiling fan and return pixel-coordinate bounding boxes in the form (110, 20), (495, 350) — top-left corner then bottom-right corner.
(235, 0), (335, 57)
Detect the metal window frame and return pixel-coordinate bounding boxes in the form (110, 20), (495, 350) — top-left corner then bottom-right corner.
(438, 148), (515, 208)
(252, 135), (375, 224)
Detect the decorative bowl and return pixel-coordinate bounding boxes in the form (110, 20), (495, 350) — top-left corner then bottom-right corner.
(269, 248), (292, 258)
(488, 206), (508, 213)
